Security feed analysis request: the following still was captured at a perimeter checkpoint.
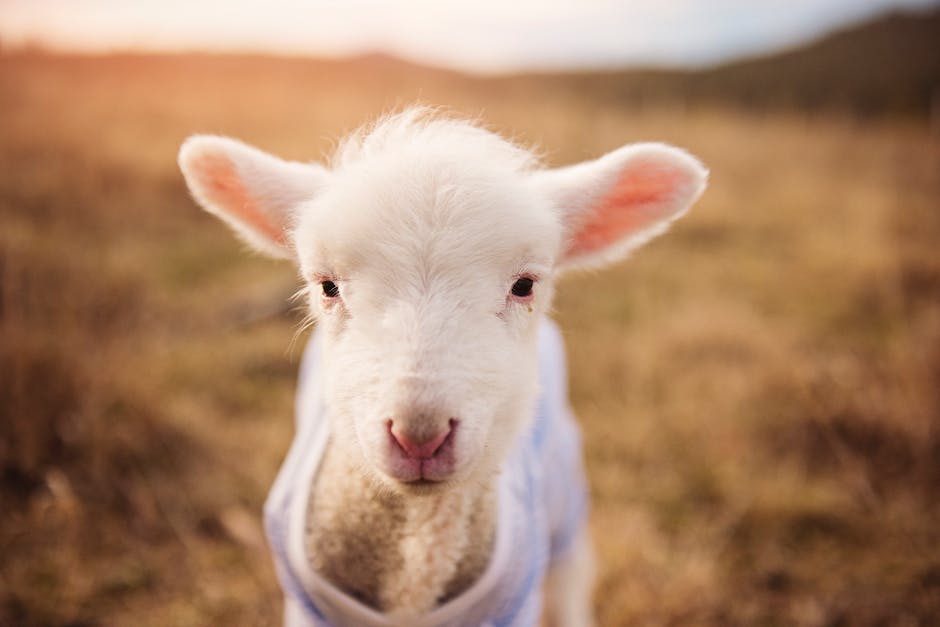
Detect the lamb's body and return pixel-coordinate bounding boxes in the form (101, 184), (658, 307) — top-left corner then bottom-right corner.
(179, 109), (707, 626)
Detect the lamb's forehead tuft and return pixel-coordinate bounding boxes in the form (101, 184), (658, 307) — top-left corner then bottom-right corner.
(293, 107), (561, 281)
(330, 106), (540, 173)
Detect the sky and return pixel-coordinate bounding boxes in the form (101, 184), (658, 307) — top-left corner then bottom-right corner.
(0, 0), (937, 73)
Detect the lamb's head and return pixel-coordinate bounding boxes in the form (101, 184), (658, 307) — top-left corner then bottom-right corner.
(179, 109), (706, 492)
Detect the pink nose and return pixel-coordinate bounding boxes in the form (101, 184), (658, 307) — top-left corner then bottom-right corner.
(389, 420), (455, 460)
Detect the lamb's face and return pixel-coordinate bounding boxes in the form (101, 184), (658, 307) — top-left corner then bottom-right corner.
(178, 109), (707, 492)
(294, 154), (561, 489)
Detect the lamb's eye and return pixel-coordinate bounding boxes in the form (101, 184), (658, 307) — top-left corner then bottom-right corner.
(511, 277), (534, 298)
(321, 280), (340, 298)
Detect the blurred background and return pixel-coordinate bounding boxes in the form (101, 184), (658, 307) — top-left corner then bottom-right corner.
(1, 1), (939, 625)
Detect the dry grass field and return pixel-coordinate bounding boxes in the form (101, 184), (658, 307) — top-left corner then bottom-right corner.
(1, 52), (938, 626)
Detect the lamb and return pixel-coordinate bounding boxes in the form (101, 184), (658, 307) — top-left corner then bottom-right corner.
(178, 108), (707, 627)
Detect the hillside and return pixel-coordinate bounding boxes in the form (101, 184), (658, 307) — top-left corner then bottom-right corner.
(694, 7), (940, 115)
(504, 8), (940, 117)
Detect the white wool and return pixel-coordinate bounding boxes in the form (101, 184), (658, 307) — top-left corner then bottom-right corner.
(330, 107), (539, 173)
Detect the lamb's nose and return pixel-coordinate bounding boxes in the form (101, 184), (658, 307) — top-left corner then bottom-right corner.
(389, 419), (455, 460)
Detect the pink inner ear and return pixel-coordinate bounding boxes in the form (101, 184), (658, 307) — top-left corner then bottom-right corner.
(565, 158), (685, 259)
(189, 151), (286, 245)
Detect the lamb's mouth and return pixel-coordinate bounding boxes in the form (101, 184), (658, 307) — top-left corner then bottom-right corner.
(398, 463), (456, 486)
(406, 477), (444, 486)
(395, 475), (460, 496)
(384, 464), (459, 491)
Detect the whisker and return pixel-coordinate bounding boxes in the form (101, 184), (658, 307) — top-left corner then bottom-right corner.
(290, 284), (311, 303)
(287, 308), (317, 358)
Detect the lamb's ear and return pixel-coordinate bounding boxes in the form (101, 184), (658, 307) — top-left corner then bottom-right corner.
(537, 143), (707, 272)
(178, 135), (327, 259)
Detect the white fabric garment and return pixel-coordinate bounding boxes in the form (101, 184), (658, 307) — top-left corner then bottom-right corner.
(263, 318), (588, 627)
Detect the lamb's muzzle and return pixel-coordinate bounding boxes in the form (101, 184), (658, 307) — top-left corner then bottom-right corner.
(386, 418), (458, 482)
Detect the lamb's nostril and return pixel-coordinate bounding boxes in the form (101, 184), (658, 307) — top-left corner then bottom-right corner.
(389, 419), (455, 460)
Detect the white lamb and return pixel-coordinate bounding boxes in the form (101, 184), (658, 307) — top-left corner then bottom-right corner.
(178, 108), (707, 627)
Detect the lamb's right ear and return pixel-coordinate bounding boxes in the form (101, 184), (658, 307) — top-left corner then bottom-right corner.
(178, 135), (327, 259)
(536, 143), (707, 272)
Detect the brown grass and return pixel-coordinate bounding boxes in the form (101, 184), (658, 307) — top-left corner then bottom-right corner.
(1, 52), (938, 626)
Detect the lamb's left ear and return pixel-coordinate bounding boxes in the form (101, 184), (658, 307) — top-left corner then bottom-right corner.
(536, 143), (708, 271)
(178, 135), (328, 259)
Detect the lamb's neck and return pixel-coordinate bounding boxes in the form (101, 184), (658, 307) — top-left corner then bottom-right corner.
(305, 438), (497, 618)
